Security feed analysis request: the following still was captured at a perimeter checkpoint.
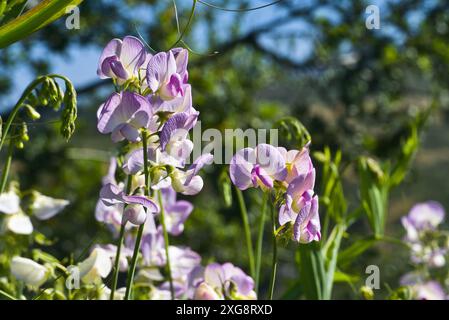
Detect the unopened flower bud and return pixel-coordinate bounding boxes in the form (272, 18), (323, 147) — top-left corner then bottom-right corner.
(23, 104), (41, 120)
(360, 286), (374, 300)
(123, 204), (147, 225)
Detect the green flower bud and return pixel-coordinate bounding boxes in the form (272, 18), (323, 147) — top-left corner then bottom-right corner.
(23, 104), (41, 120)
(360, 286), (374, 300)
(60, 80), (77, 141)
(19, 122), (29, 142)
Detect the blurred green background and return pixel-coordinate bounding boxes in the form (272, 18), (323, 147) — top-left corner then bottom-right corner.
(1, 0), (449, 299)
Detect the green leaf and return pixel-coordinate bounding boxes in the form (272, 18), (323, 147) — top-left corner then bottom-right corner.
(337, 237), (377, 268)
(333, 270), (360, 283)
(297, 242), (326, 300)
(0, 0), (84, 48)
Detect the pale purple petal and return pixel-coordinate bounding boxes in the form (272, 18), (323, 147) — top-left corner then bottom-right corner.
(147, 52), (168, 92)
(182, 175), (204, 196)
(185, 153), (213, 185)
(119, 36), (146, 73)
(204, 263), (225, 288)
(97, 38), (122, 78)
(255, 144), (287, 180)
(100, 183), (125, 206)
(165, 201), (193, 235)
(121, 194), (159, 214)
(229, 148), (256, 190)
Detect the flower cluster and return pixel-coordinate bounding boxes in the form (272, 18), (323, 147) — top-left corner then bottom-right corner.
(399, 201), (449, 300)
(230, 143), (320, 243)
(0, 184), (70, 290)
(80, 36), (255, 300)
(0, 186), (69, 236)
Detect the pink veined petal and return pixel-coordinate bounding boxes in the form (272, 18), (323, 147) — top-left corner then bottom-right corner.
(147, 52), (168, 92)
(119, 36), (146, 74)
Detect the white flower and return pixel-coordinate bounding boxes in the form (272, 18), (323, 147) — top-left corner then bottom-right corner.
(31, 193), (69, 220)
(78, 248), (112, 284)
(98, 286), (126, 300)
(194, 282), (222, 300)
(3, 214), (33, 235)
(11, 256), (49, 287)
(0, 191), (20, 214)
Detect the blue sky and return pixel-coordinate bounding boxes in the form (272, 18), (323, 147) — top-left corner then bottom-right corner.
(3, 0), (423, 109)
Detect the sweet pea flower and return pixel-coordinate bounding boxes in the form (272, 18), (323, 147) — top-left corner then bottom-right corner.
(414, 281), (447, 300)
(30, 192), (69, 220)
(10, 256), (49, 287)
(100, 183), (159, 225)
(78, 247), (113, 284)
(141, 227), (166, 267)
(151, 84), (196, 115)
(402, 201), (445, 242)
(95, 244), (133, 272)
(99, 286), (126, 300)
(146, 48), (189, 101)
(170, 153), (213, 195)
(230, 144), (287, 190)
(160, 187), (193, 236)
(97, 36), (147, 84)
(0, 190), (20, 214)
(160, 112), (198, 162)
(97, 91), (156, 143)
(279, 172), (320, 243)
(168, 246), (201, 280)
(2, 213), (33, 235)
(278, 144), (313, 184)
(194, 262), (257, 300)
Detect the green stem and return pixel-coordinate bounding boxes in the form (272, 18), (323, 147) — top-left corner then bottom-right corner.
(124, 130), (150, 300)
(0, 139), (14, 193)
(254, 191), (268, 294)
(267, 202), (277, 300)
(235, 187), (255, 279)
(158, 190), (175, 300)
(110, 220), (126, 300)
(109, 177), (132, 300)
(0, 289), (17, 300)
(124, 223), (144, 300)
